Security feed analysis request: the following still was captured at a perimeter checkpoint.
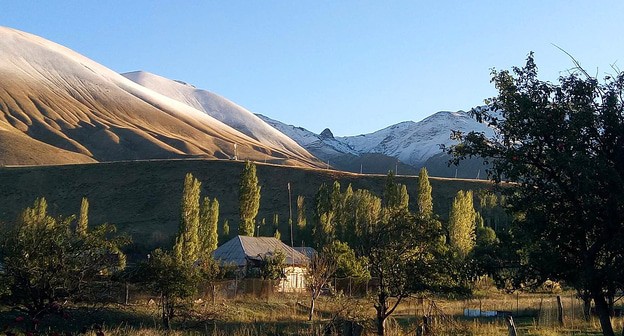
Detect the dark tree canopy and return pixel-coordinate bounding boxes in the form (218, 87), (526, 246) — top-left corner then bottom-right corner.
(448, 53), (624, 336)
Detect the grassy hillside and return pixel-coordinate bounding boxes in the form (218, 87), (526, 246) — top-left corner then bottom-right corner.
(0, 159), (493, 256)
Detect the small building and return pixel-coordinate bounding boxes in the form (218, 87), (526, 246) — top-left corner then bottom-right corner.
(212, 235), (309, 292)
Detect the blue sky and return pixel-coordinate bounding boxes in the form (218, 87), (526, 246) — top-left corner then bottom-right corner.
(3, 1), (624, 135)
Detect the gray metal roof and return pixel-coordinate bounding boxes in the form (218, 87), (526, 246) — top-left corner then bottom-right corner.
(294, 247), (317, 259)
(212, 235), (309, 267)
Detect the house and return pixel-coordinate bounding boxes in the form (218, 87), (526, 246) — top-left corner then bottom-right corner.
(212, 235), (309, 292)
(294, 246), (317, 259)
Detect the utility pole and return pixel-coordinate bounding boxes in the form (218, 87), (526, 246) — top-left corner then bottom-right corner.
(288, 183), (294, 267)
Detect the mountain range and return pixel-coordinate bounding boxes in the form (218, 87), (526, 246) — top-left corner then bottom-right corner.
(0, 26), (492, 177)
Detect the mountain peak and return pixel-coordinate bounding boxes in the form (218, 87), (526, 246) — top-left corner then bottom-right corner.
(319, 128), (334, 140)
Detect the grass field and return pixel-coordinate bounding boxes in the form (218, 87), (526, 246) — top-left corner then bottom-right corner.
(1, 289), (620, 335)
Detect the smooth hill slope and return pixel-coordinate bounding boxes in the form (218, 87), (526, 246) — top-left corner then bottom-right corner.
(0, 27), (319, 167)
(122, 71), (313, 160)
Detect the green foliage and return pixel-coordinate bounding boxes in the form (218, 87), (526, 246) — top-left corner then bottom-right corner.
(321, 241), (369, 279)
(363, 210), (464, 335)
(199, 196), (219, 254)
(313, 182), (382, 250)
(416, 168), (433, 217)
(77, 196), (89, 236)
(260, 250), (286, 280)
(222, 219), (230, 241)
(135, 249), (199, 329)
(296, 195), (311, 245)
(174, 173), (202, 264)
(383, 171), (409, 211)
(239, 161), (261, 236)
(448, 53), (624, 336)
(448, 190), (477, 258)
(0, 197), (127, 317)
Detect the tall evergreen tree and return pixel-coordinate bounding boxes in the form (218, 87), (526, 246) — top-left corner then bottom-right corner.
(238, 161), (261, 236)
(174, 173), (202, 264)
(448, 190), (477, 258)
(77, 196), (89, 236)
(296, 195), (307, 229)
(416, 168), (433, 217)
(383, 171), (409, 212)
(199, 197), (219, 254)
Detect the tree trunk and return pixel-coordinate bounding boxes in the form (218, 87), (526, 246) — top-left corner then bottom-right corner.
(505, 315), (518, 336)
(161, 297), (170, 329)
(582, 296), (592, 321)
(556, 295), (564, 326)
(593, 290), (615, 336)
(308, 294), (316, 321)
(376, 309), (386, 336)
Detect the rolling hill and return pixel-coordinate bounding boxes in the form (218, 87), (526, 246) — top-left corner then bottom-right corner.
(0, 27), (319, 167)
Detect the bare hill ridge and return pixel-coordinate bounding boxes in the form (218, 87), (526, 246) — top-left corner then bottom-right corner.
(0, 27), (319, 167)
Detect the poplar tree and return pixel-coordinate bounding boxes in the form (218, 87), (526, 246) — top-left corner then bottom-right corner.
(174, 173), (202, 264)
(297, 195), (307, 229)
(448, 190), (477, 258)
(199, 196), (219, 254)
(416, 168), (433, 217)
(77, 197), (89, 235)
(383, 171), (409, 212)
(238, 161), (261, 236)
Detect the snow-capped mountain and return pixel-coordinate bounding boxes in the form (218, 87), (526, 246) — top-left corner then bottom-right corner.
(123, 71), (312, 159)
(257, 114), (358, 161)
(257, 114), (419, 175)
(340, 111), (494, 167)
(0, 27), (319, 167)
(259, 109), (492, 175)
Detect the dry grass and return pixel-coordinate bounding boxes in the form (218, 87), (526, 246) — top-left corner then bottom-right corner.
(2, 290), (622, 335)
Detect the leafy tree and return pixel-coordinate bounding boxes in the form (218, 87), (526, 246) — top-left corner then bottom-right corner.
(259, 250), (286, 280)
(296, 195), (311, 245)
(447, 53), (624, 336)
(383, 171), (409, 211)
(305, 251), (337, 321)
(199, 197), (219, 254)
(174, 173), (202, 264)
(448, 190), (477, 258)
(322, 241), (369, 279)
(222, 219), (230, 242)
(0, 197), (127, 318)
(348, 189), (382, 248)
(416, 168), (433, 217)
(239, 161), (261, 236)
(138, 249), (198, 329)
(363, 210), (461, 336)
(77, 196), (89, 236)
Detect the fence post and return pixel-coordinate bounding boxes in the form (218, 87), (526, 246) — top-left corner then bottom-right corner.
(538, 298), (543, 326)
